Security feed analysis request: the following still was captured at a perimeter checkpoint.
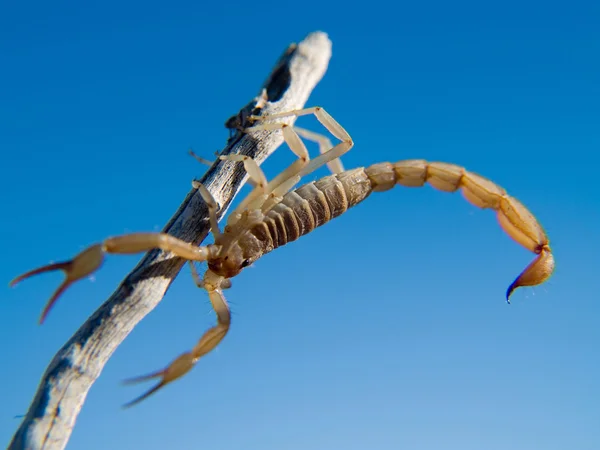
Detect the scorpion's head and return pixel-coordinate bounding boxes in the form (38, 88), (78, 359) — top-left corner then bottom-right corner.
(208, 243), (254, 279)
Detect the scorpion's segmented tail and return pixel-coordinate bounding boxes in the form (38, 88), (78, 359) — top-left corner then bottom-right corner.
(359, 160), (554, 300)
(243, 159), (553, 300)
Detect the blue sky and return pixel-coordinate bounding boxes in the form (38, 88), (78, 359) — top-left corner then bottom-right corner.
(1, 1), (599, 449)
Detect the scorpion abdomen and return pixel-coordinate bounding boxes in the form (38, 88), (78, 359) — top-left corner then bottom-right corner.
(244, 168), (373, 257)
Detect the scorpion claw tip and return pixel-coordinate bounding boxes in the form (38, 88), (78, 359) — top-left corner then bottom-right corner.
(121, 374), (167, 409)
(38, 281), (73, 325)
(122, 369), (165, 386)
(121, 384), (163, 409)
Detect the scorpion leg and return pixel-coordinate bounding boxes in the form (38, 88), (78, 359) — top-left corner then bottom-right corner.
(9, 233), (219, 323)
(122, 270), (230, 408)
(192, 181), (222, 240)
(221, 121), (315, 221)
(188, 149), (214, 167)
(260, 134), (354, 214)
(258, 134), (353, 215)
(291, 126), (344, 174)
(219, 153), (271, 227)
(247, 106), (352, 177)
(233, 107), (354, 216)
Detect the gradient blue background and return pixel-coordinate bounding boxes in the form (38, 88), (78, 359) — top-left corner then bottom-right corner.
(1, 1), (599, 449)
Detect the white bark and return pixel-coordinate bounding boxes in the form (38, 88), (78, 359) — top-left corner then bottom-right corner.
(8, 31), (332, 450)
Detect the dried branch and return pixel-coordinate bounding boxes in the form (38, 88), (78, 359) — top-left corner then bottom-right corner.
(9, 31), (332, 450)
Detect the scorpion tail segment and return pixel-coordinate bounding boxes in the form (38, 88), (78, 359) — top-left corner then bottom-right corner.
(506, 248), (555, 302)
(493, 194), (554, 301)
(122, 352), (196, 409)
(386, 160), (555, 299)
(9, 244), (106, 324)
(496, 196), (549, 255)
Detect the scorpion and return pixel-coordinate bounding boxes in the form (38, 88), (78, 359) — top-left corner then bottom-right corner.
(9, 107), (555, 407)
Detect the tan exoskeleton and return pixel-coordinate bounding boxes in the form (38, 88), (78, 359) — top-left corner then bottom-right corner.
(9, 107), (555, 407)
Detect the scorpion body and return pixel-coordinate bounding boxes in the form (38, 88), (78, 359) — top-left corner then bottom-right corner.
(10, 107), (554, 407)
(212, 160), (553, 297)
